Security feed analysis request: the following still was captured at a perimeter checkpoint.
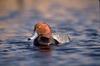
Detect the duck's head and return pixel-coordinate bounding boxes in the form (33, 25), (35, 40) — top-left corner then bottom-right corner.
(34, 22), (52, 46)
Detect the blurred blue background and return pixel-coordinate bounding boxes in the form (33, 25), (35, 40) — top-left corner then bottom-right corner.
(0, 0), (100, 66)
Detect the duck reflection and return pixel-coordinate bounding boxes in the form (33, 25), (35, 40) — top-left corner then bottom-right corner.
(34, 49), (52, 66)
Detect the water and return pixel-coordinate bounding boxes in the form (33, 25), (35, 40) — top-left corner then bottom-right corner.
(0, 0), (100, 66)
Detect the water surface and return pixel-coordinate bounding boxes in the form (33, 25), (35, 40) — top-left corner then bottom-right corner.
(0, 0), (100, 66)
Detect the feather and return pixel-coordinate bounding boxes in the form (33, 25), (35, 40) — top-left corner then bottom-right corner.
(52, 32), (70, 44)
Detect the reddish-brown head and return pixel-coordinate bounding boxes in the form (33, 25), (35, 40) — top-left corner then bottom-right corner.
(34, 22), (52, 38)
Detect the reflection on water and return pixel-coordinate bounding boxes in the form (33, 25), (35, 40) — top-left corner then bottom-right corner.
(0, 0), (100, 66)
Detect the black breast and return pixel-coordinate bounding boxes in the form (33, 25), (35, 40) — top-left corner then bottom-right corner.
(33, 37), (59, 47)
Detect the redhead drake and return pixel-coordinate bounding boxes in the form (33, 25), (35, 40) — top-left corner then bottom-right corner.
(28, 22), (70, 48)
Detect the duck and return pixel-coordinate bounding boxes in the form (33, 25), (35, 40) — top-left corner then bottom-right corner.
(28, 22), (70, 48)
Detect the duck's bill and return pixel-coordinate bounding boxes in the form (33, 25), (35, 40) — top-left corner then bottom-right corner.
(52, 32), (70, 44)
(28, 32), (38, 41)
